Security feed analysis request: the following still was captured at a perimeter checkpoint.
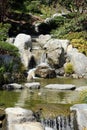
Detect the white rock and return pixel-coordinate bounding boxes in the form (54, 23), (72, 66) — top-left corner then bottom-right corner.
(45, 84), (76, 90)
(5, 107), (35, 130)
(76, 86), (87, 91)
(14, 122), (44, 130)
(14, 33), (32, 50)
(5, 107), (44, 130)
(24, 82), (40, 89)
(9, 83), (23, 89)
(70, 104), (87, 130)
(14, 33), (32, 68)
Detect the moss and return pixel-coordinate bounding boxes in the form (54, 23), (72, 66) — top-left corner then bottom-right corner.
(64, 62), (74, 75)
(0, 41), (19, 57)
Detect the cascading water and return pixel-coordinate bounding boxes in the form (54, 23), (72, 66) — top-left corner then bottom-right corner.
(40, 51), (47, 64)
(40, 113), (78, 130)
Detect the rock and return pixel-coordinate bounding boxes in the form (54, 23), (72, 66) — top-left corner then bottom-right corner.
(14, 33), (32, 50)
(67, 50), (87, 76)
(24, 82), (40, 89)
(43, 39), (66, 68)
(5, 107), (44, 130)
(57, 39), (69, 53)
(75, 86), (87, 91)
(5, 107), (35, 130)
(37, 34), (51, 48)
(13, 122), (44, 130)
(45, 84), (76, 90)
(35, 63), (56, 78)
(14, 33), (32, 68)
(55, 67), (65, 76)
(70, 104), (87, 130)
(6, 37), (15, 44)
(2, 83), (23, 90)
(45, 127), (54, 130)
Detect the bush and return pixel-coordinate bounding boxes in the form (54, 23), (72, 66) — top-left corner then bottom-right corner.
(71, 38), (87, 55)
(24, 1), (41, 14)
(51, 13), (87, 38)
(0, 41), (19, 56)
(0, 23), (11, 41)
(62, 31), (87, 40)
(64, 62), (74, 74)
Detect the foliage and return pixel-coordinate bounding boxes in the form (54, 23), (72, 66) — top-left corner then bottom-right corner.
(51, 13), (87, 39)
(24, 1), (41, 14)
(71, 38), (87, 55)
(0, 41), (19, 56)
(64, 62), (74, 74)
(0, 23), (11, 41)
(79, 90), (87, 103)
(62, 31), (87, 40)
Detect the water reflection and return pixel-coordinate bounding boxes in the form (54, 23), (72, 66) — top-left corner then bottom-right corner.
(0, 77), (87, 117)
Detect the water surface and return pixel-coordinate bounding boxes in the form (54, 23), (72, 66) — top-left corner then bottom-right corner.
(0, 77), (87, 117)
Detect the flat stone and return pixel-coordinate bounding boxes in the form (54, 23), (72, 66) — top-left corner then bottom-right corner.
(70, 104), (87, 130)
(45, 84), (76, 90)
(9, 83), (24, 89)
(24, 82), (40, 89)
(2, 83), (23, 90)
(75, 86), (87, 91)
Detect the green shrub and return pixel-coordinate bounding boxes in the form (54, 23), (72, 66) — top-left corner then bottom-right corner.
(0, 41), (19, 57)
(64, 62), (74, 74)
(24, 1), (41, 14)
(51, 13), (87, 38)
(71, 38), (87, 55)
(0, 23), (11, 41)
(62, 31), (87, 40)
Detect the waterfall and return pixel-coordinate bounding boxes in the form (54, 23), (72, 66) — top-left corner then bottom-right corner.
(41, 113), (77, 130)
(40, 52), (47, 64)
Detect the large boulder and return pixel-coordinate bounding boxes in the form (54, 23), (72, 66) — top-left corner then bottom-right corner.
(35, 63), (56, 78)
(14, 33), (32, 68)
(70, 104), (87, 130)
(43, 39), (66, 68)
(67, 46), (87, 76)
(13, 122), (44, 130)
(5, 107), (44, 130)
(37, 34), (51, 48)
(14, 33), (32, 50)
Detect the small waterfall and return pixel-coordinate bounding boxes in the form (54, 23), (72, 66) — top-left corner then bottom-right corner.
(41, 113), (77, 130)
(40, 52), (47, 63)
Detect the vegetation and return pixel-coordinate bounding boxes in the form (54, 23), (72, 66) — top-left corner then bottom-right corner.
(64, 62), (74, 75)
(0, 41), (19, 56)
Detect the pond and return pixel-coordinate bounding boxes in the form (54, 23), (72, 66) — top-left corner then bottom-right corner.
(0, 77), (87, 118)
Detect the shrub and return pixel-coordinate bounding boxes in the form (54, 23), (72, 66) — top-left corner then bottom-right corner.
(0, 41), (19, 57)
(71, 38), (87, 55)
(62, 31), (87, 40)
(51, 13), (87, 38)
(24, 1), (41, 14)
(0, 23), (11, 41)
(64, 62), (74, 74)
